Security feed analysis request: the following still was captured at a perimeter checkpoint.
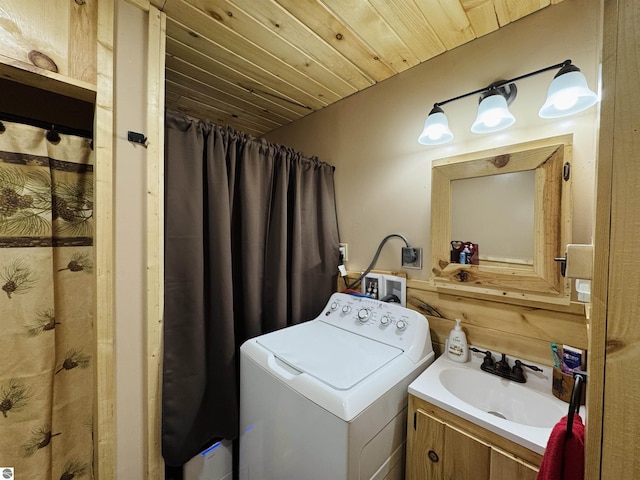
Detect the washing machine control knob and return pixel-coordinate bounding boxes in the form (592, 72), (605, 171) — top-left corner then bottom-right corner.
(330, 302), (339, 311)
(396, 320), (408, 331)
(379, 316), (391, 327)
(357, 309), (370, 322)
(342, 305), (351, 314)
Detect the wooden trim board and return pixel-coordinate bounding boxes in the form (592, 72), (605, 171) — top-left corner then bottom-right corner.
(94, 0), (116, 478)
(145, 5), (166, 479)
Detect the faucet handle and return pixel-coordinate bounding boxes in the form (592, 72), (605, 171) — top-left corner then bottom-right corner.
(511, 359), (543, 383)
(514, 359), (543, 372)
(469, 347), (494, 367)
(511, 361), (525, 382)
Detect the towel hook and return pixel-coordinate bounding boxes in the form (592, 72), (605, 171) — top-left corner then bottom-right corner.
(566, 372), (586, 436)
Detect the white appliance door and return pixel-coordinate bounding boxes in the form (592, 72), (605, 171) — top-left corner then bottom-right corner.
(256, 321), (402, 390)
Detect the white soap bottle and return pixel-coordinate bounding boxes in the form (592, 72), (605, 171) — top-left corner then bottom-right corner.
(446, 319), (468, 362)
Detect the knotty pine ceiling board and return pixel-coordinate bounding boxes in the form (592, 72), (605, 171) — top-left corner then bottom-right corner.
(151, 0), (564, 136)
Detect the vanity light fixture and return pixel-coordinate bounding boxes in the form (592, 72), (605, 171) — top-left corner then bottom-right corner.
(538, 63), (598, 118)
(417, 59), (598, 146)
(470, 82), (517, 134)
(417, 105), (453, 145)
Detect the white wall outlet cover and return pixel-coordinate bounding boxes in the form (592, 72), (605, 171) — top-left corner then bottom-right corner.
(339, 242), (348, 262)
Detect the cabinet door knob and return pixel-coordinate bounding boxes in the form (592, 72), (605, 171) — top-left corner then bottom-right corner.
(427, 450), (439, 463)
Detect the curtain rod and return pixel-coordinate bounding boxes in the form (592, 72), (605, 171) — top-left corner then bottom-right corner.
(0, 112), (93, 139)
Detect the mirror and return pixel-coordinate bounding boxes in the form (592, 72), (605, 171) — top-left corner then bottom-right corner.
(430, 135), (572, 304)
(451, 170), (536, 265)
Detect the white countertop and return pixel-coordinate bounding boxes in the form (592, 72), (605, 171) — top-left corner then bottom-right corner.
(408, 348), (577, 455)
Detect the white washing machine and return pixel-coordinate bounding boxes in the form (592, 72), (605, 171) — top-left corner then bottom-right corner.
(239, 292), (434, 480)
(184, 439), (233, 480)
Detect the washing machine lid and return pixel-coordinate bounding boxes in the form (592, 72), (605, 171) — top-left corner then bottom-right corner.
(256, 321), (402, 390)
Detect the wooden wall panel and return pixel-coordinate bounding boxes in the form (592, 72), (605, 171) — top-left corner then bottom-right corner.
(0, 0), (97, 86)
(0, 0), (70, 71)
(343, 273), (587, 366)
(69, 0), (98, 84)
(594, 0), (640, 478)
(94, 0), (115, 478)
(146, 5), (166, 479)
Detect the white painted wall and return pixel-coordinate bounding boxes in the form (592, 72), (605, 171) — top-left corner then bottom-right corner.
(115, 1), (147, 477)
(265, 0), (600, 283)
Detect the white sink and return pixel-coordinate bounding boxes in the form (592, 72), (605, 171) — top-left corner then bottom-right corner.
(408, 349), (574, 454)
(438, 368), (566, 428)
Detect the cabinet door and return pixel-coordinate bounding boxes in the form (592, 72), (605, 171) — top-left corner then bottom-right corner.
(407, 409), (446, 480)
(490, 448), (539, 480)
(443, 424), (491, 480)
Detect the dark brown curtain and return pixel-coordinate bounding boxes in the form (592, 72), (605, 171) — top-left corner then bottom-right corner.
(162, 110), (340, 466)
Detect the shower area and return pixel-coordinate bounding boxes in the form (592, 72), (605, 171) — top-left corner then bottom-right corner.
(0, 119), (95, 478)
(0, 0), (117, 477)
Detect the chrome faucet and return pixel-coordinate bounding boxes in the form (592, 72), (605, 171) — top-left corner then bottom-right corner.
(469, 347), (542, 383)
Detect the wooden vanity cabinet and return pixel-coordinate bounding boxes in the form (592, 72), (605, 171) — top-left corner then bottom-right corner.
(407, 395), (541, 480)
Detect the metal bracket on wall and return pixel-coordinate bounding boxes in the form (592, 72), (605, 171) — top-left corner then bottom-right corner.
(127, 130), (148, 147)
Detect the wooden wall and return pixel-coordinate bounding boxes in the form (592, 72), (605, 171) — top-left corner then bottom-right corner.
(0, 0), (97, 84)
(0, 0), (98, 101)
(343, 273), (588, 366)
(589, 0), (640, 478)
(145, 7), (166, 480)
(94, 1), (116, 479)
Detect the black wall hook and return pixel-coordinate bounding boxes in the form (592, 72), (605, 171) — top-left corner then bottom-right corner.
(128, 131), (148, 147)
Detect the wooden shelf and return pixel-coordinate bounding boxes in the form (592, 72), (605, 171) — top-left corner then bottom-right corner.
(0, 55), (96, 103)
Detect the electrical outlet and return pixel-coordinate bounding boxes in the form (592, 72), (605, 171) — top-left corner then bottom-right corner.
(339, 243), (348, 262)
(402, 247), (423, 269)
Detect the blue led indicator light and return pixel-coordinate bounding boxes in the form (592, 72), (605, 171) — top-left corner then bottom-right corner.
(200, 441), (222, 456)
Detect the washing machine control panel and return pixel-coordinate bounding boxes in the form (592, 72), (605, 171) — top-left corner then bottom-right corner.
(320, 293), (431, 361)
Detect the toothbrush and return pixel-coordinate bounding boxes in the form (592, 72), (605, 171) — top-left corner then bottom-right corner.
(550, 342), (561, 368)
(552, 342), (575, 374)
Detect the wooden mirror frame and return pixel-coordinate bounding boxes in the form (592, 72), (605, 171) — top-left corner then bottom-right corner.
(430, 135), (573, 304)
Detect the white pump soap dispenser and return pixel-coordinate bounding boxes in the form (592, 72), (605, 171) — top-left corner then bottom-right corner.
(446, 319), (468, 362)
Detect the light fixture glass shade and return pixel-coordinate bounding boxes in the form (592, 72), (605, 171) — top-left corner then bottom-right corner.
(539, 68), (598, 118)
(418, 106), (453, 145)
(471, 93), (515, 134)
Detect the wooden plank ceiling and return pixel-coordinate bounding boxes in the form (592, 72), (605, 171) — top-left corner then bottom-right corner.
(151, 0), (563, 136)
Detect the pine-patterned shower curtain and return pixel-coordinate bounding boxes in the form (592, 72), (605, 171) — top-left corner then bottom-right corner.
(0, 120), (94, 480)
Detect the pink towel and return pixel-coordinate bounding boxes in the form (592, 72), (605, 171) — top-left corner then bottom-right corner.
(537, 414), (585, 480)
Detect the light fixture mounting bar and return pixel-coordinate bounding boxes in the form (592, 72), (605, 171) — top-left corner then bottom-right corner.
(434, 59), (572, 108)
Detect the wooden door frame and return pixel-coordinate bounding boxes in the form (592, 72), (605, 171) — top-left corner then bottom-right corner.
(588, 0), (640, 478)
(94, 0), (116, 477)
(94, 1), (165, 478)
(144, 4), (166, 479)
